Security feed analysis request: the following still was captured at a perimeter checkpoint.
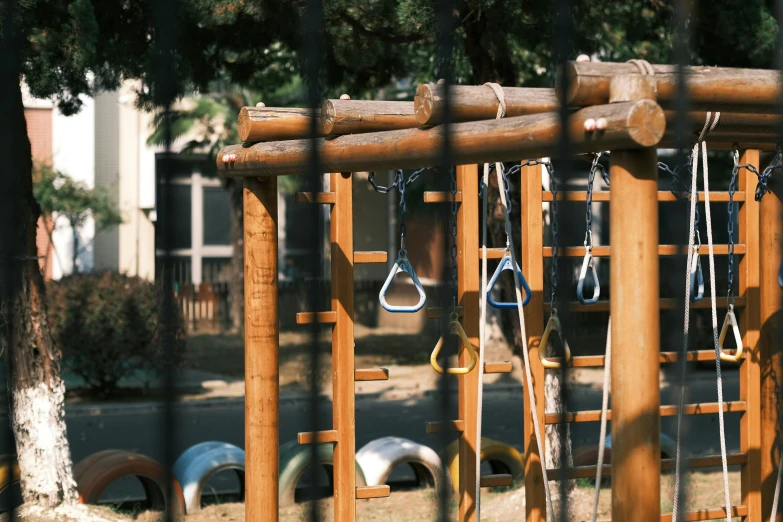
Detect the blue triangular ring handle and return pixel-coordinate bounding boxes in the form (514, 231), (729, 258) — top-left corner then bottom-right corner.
(379, 253), (427, 313)
(689, 250), (704, 302)
(487, 253), (531, 309)
(576, 252), (600, 305)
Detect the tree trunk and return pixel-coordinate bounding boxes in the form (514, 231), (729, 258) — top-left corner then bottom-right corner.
(0, 40), (77, 507)
(227, 179), (244, 332)
(71, 225), (79, 274)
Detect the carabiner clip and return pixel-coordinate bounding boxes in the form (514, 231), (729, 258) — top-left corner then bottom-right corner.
(379, 251), (426, 313)
(487, 251), (531, 309)
(718, 305), (743, 363)
(539, 311), (572, 369)
(576, 247), (600, 305)
(689, 246), (704, 302)
(430, 312), (478, 375)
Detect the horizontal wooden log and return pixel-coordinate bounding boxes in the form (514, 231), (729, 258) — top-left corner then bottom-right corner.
(356, 485), (390, 499)
(414, 84), (560, 125)
(295, 311), (337, 325)
(545, 400), (747, 424)
(541, 191), (746, 202)
(217, 100), (666, 177)
(665, 110), (781, 134)
(569, 349), (744, 367)
(297, 430), (338, 444)
(484, 361), (513, 373)
(354, 368), (389, 381)
(479, 474), (513, 487)
(238, 107), (320, 143)
(295, 192), (336, 204)
(547, 452), (747, 480)
(423, 191), (463, 203)
(322, 100), (419, 136)
(354, 251), (387, 264)
(662, 131), (782, 151)
(559, 61), (782, 109)
(425, 420), (465, 434)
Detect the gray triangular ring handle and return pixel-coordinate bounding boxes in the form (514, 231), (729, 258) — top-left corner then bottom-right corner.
(689, 248), (704, 302)
(576, 251), (600, 305)
(379, 253), (427, 313)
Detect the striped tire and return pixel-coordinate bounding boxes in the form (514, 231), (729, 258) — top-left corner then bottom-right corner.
(173, 442), (245, 513)
(356, 436), (449, 491)
(75, 450), (185, 514)
(443, 437), (524, 493)
(0, 455), (21, 514)
(279, 440), (366, 508)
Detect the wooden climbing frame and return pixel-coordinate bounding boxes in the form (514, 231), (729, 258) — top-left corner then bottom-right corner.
(221, 61), (783, 522)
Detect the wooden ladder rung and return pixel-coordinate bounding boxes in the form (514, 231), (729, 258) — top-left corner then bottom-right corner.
(426, 307), (464, 319)
(354, 251), (388, 264)
(545, 400), (747, 424)
(568, 349), (745, 368)
(426, 420), (465, 434)
(542, 191), (746, 203)
(547, 452), (747, 480)
(544, 296), (745, 313)
(479, 474), (513, 487)
(658, 505), (747, 522)
(423, 191), (463, 203)
(484, 361), (513, 374)
(297, 430), (338, 444)
(295, 192), (336, 204)
(355, 368), (389, 381)
(541, 244), (746, 258)
(296, 311), (337, 325)
(356, 485), (390, 499)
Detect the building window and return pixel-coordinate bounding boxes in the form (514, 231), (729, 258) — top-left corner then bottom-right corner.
(203, 186), (231, 246)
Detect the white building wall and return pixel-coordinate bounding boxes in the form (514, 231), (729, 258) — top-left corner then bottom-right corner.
(50, 97), (96, 278)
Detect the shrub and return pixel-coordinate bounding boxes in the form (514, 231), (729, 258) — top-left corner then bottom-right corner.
(47, 271), (185, 395)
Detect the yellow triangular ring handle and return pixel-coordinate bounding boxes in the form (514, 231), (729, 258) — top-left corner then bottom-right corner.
(430, 313), (478, 375)
(718, 306), (743, 363)
(539, 313), (572, 369)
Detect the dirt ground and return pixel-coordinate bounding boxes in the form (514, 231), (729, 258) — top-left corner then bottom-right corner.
(124, 469), (742, 522)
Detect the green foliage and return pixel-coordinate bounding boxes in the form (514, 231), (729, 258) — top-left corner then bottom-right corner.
(33, 163), (122, 232)
(46, 271), (186, 396)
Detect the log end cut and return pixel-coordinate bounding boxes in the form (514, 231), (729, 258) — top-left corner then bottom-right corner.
(237, 107), (252, 142)
(320, 100), (337, 136)
(414, 83), (438, 125)
(626, 99), (666, 148)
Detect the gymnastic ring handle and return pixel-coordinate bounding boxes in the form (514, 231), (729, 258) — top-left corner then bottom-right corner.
(430, 313), (478, 375)
(538, 312), (572, 369)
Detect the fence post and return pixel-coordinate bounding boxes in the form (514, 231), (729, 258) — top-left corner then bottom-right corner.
(608, 75), (661, 522)
(244, 177), (279, 522)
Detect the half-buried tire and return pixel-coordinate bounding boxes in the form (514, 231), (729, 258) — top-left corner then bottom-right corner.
(356, 436), (448, 492)
(443, 437), (524, 493)
(173, 442), (245, 513)
(279, 440), (366, 508)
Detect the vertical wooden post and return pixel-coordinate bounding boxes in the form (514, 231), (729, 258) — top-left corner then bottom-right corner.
(457, 164), (479, 522)
(608, 75), (660, 522)
(520, 162), (547, 522)
(738, 150), (762, 521)
(760, 171), (783, 521)
(331, 172), (356, 521)
(244, 177), (279, 522)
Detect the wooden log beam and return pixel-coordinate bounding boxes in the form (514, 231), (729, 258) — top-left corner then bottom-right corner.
(238, 107), (320, 143)
(218, 100), (665, 177)
(559, 61), (781, 109)
(321, 100), (419, 135)
(664, 110), (781, 134)
(413, 83), (559, 126)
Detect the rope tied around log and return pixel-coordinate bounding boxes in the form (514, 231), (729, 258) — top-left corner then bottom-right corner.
(627, 58), (655, 76)
(483, 82), (507, 119)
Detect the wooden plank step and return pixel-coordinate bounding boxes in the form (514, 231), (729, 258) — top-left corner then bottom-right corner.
(479, 474), (513, 487)
(484, 361), (513, 374)
(426, 307), (464, 319)
(295, 192), (336, 204)
(296, 311), (337, 325)
(356, 485), (390, 499)
(423, 191), (463, 203)
(542, 191), (746, 203)
(569, 349), (745, 368)
(545, 400), (747, 424)
(599, 505), (749, 522)
(547, 452), (747, 480)
(355, 368), (389, 381)
(544, 296), (745, 313)
(297, 430), (338, 444)
(354, 251), (387, 264)
(426, 420), (465, 434)
(541, 244), (745, 258)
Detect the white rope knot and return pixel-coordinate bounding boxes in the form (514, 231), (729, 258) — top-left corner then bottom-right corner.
(627, 58), (655, 75)
(484, 82), (507, 119)
(696, 111), (721, 143)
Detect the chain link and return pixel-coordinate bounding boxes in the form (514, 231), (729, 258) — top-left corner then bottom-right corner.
(368, 167), (430, 194)
(546, 161), (559, 306)
(397, 170), (407, 254)
(585, 154), (602, 249)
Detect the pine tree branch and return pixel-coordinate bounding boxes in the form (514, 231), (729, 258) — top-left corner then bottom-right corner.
(339, 13), (427, 44)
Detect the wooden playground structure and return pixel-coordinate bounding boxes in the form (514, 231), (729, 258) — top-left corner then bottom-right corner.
(218, 61), (783, 521)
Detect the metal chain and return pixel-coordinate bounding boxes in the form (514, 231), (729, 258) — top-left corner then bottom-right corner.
(397, 170), (407, 254)
(450, 167), (458, 308)
(585, 153), (601, 249)
(727, 149), (740, 308)
(546, 161), (559, 306)
(368, 167), (430, 194)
